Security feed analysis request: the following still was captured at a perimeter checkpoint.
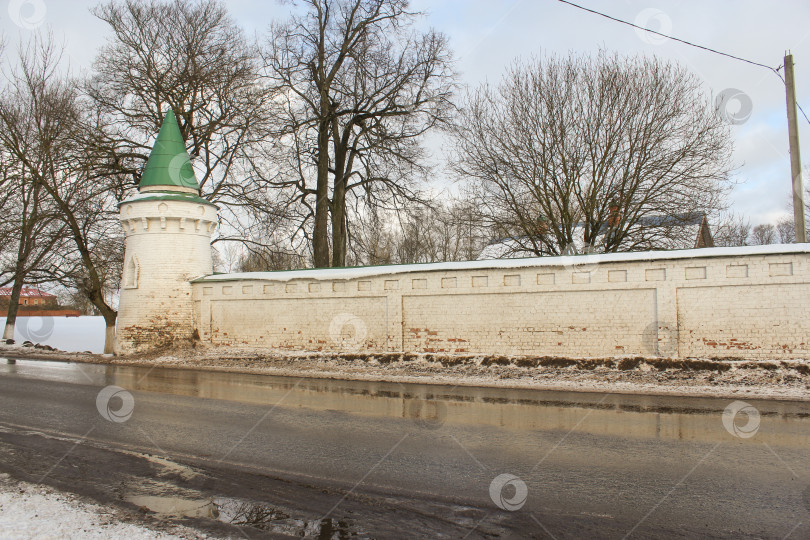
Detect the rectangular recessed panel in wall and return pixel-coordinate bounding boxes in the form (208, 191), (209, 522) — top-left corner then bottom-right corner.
(222, 286), (233, 295)
(242, 285), (253, 294)
(333, 282), (346, 292)
(384, 280), (399, 290)
(203, 287), (213, 296)
(769, 262), (793, 276)
(358, 281), (371, 291)
(504, 274), (521, 286)
(285, 283), (298, 293)
(263, 284), (275, 294)
(572, 272), (591, 284)
(403, 289), (655, 356)
(412, 279), (427, 289)
(678, 283), (810, 358)
(537, 273), (555, 285)
(726, 264), (748, 278)
(685, 267), (706, 280)
(645, 268), (666, 281)
(308, 282), (321, 293)
(608, 270), (627, 282)
(441, 277), (457, 288)
(472, 276), (488, 287)
(210, 296), (388, 350)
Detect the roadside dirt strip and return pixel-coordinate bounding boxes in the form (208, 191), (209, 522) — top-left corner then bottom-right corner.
(4, 344), (808, 401)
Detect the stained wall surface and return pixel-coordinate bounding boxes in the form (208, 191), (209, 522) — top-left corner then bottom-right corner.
(191, 246), (810, 359)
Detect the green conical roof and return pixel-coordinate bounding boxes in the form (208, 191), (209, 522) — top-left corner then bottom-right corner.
(139, 110), (200, 191)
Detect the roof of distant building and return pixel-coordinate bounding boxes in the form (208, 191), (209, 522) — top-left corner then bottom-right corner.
(0, 287), (56, 298)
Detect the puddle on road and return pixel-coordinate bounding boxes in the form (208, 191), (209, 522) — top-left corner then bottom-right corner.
(4, 358), (810, 445)
(125, 494), (217, 518)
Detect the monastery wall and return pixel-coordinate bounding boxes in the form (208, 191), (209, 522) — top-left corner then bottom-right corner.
(190, 245), (810, 360)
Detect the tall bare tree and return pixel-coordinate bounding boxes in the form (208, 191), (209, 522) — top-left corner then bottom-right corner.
(87, 0), (281, 243)
(449, 52), (733, 256)
(262, 0), (455, 267)
(0, 37), (73, 341)
(0, 35), (122, 352)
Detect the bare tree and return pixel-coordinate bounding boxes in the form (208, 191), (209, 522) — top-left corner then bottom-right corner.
(449, 52), (733, 256)
(0, 35), (122, 352)
(776, 216), (795, 244)
(262, 0), (455, 267)
(392, 196), (489, 263)
(347, 207), (395, 266)
(713, 212), (751, 247)
(238, 246), (310, 272)
(750, 223), (776, 245)
(87, 0), (281, 245)
(347, 194), (490, 265)
(0, 36), (73, 341)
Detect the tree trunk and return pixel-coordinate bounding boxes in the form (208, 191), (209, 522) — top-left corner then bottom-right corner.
(2, 274), (25, 341)
(330, 138), (348, 267)
(103, 315), (116, 355)
(86, 285), (117, 354)
(312, 117), (332, 267)
(331, 183), (347, 267)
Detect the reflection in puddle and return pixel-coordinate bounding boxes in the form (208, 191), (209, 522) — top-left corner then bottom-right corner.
(215, 498), (358, 537)
(4, 358), (810, 446)
(125, 495), (218, 518)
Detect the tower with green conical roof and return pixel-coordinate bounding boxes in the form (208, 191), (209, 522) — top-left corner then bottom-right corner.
(115, 109), (218, 355)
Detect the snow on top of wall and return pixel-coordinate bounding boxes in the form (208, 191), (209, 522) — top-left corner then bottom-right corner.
(195, 243), (810, 283)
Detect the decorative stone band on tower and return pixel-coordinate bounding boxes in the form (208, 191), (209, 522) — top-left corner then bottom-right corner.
(115, 110), (218, 355)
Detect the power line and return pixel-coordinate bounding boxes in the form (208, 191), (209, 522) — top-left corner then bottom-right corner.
(557, 0), (810, 125)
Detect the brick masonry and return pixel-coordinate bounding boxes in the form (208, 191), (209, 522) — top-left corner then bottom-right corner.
(190, 248), (810, 360)
(115, 197), (217, 355)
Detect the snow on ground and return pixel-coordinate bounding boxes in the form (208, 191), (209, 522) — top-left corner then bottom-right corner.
(91, 346), (810, 401)
(0, 474), (205, 539)
(0, 316), (105, 354)
(2, 338), (808, 400)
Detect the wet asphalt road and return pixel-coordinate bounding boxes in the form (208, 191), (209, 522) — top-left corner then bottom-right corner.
(0, 358), (809, 538)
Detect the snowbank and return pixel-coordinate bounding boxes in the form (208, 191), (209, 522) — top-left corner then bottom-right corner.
(69, 346), (810, 402)
(0, 475), (204, 539)
(0, 316), (106, 354)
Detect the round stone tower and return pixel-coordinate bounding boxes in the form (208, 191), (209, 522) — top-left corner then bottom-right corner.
(115, 110), (218, 355)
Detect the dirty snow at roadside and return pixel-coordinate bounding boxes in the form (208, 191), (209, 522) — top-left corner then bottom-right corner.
(0, 475), (204, 539)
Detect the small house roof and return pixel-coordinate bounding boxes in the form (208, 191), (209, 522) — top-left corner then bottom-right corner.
(0, 287), (56, 298)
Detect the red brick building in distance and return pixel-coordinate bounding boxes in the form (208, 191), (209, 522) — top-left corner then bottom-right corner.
(0, 287), (80, 317)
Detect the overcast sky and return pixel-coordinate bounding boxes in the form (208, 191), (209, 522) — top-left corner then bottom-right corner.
(2, 0), (809, 226)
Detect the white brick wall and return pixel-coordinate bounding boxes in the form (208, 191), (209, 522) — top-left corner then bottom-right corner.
(190, 248), (810, 360)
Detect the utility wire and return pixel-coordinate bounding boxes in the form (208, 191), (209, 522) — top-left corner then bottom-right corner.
(557, 0), (810, 125)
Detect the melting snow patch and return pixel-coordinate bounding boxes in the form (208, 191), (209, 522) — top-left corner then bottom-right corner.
(0, 475), (204, 539)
